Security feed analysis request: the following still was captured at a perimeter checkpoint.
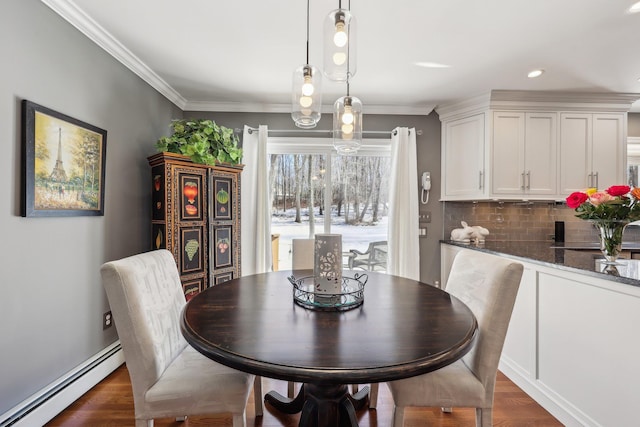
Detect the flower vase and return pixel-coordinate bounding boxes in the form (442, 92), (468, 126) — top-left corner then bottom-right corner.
(595, 221), (630, 264)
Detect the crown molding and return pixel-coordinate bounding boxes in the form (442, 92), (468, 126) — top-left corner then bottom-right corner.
(436, 90), (640, 121)
(488, 90), (640, 112)
(435, 92), (492, 121)
(42, 0), (188, 109)
(183, 101), (293, 114)
(184, 100), (435, 115)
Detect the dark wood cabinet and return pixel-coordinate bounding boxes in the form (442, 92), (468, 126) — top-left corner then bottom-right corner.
(148, 152), (242, 299)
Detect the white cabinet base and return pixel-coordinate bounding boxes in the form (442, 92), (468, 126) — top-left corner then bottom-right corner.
(442, 243), (640, 427)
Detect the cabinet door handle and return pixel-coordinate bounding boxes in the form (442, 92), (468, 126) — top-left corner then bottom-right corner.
(587, 173), (593, 188)
(521, 172), (525, 190)
(479, 171), (484, 190)
(526, 171), (531, 190)
(594, 172), (599, 189)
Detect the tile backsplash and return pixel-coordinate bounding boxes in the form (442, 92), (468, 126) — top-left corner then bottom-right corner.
(443, 201), (640, 243)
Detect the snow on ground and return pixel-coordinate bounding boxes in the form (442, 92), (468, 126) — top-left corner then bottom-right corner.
(271, 207), (388, 270)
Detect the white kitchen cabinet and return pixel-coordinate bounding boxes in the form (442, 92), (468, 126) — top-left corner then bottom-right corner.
(492, 111), (557, 196)
(440, 243), (640, 427)
(501, 266), (537, 380)
(559, 112), (625, 193)
(437, 91), (635, 201)
(441, 113), (486, 200)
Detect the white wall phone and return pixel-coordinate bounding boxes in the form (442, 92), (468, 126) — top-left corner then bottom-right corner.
(421, 172), (431, 204)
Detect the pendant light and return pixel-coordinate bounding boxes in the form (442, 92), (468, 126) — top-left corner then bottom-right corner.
(292, 0), (322, 128)
(323, 1), (357, 81)
(333, 81), (362, 155)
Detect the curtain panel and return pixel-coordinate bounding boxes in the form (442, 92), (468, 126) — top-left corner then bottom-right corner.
(240, 125), (272, 275)
(388, 127), (420, 280)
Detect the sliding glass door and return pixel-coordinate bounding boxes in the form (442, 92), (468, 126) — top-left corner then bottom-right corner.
(268, 138), (390, 271)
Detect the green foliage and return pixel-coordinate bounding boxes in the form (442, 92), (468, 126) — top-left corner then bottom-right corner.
(156, 119), (242, 165)
(574, 199), (640, 222)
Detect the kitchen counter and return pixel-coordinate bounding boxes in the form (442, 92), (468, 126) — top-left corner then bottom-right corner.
(442, 240), (640, 286)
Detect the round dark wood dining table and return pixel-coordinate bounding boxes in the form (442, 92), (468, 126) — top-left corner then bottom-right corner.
(181, 270), (477, 427)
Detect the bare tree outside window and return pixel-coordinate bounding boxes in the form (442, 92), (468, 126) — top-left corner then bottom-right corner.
(270, 150), (390, 271)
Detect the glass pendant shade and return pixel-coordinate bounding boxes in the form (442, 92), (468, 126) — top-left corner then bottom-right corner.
(333, 95), (362, 155)
(292, 64), (322, 129)
(323, 9), (357, 81)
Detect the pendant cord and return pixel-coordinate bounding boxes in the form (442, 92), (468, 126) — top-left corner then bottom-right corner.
(305, 0), (310, 65)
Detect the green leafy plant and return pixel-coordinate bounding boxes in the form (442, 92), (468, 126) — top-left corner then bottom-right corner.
(156, 119), (242, 165)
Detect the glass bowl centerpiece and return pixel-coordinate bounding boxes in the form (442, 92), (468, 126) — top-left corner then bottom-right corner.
(566, 185), (640, 264)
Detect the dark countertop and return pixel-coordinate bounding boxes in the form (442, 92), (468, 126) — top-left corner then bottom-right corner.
(442, 240), (640, 287)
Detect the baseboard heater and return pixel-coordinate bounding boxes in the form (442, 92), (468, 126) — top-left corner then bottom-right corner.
(0, 341), (124, 427)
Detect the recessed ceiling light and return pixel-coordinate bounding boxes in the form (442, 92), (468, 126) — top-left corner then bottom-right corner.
(527, 69), (545, 78)
(414, 62), (451, 69)
(629, 1), (640, 13)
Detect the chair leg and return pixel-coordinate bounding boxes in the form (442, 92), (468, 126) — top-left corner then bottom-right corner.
(232, 410), (247, 427)
(392, 405), (405, 427)
(253, 376), (263, 416)
(287, 381), (296, 398)
(369, 383), (379, 409)
(135, 420), (153, 427)
(476, 407), (492, 427)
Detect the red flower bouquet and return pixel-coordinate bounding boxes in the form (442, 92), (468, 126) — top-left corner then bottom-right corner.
(566, 185), (640, 263)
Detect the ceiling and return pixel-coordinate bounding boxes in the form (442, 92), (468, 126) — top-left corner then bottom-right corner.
(44, 0), (640, 114)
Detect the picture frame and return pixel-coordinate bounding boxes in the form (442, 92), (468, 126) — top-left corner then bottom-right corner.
(21, 100), (107, 217)
(180, 227), (204, 274)
(212, 177), (232, 219)
(179, 173), (204, 221)
(212, 225), (233, 268)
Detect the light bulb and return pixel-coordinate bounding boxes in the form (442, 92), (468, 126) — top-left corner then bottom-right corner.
(333, 52), (347, 66)
(342, 131), (353, 140)
(301, 78), (315, 96)
(341, 107), (354, 125)
(301, 108), (312, 116)
(341, 123), (353, 134)
(334, 22), (348, 47)
(299, 96), (313, 108)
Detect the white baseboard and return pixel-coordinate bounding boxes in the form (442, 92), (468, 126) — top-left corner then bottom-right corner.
(0, 341), (124, 427)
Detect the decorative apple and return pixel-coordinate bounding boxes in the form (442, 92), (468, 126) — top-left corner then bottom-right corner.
(154, 175), (161, 191)
(183, 182), (198, 203)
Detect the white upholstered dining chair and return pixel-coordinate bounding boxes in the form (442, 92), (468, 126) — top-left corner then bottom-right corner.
(292, 238), (315, 270)
(387, 250), (523, 427)
(101, 249), (262, 427)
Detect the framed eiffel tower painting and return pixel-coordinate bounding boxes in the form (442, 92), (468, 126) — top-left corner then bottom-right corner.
(21, 100), (107, 217)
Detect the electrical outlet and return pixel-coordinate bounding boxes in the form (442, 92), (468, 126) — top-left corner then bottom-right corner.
(103, 311), (113, 330)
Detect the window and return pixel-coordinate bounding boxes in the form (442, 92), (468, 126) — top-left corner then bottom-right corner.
(268, 138), (391, 271)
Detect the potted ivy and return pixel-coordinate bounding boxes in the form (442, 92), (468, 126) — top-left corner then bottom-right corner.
(156, 119), (242, 165)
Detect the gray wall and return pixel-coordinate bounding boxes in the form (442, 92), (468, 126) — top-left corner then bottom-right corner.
(185, 111), (443, 284)
(630, 112), (640, 136)
(0, 0), (180, 414)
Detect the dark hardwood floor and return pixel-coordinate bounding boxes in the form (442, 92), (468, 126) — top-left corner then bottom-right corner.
(46, 364), (562, 427)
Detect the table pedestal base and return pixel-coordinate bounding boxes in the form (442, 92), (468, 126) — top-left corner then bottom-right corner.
(265, 383), (370, 427)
